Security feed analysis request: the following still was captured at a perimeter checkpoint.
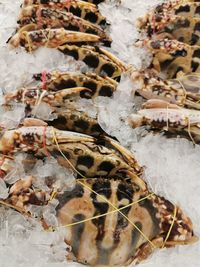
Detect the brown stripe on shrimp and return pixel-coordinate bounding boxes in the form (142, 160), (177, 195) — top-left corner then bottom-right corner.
(22, 0), (107, 26)
(132, 69), (200, 110)
(154, 16), (200, 46)
(131, 99), (193, 126)
(32, 71), (118, 98)
(137, 0), (182, 34)
(129, 99), (200, 142)
(4, 86), (88, 112)
(139, 108), (188, 128)
(3, 86), (107, 137)
(144, 39), (200, 79)
(4, 87), (105, 136)
(137, 0), (200, 36)
(81, 0), (105, 4)
(58, 44), (127, 78)
(131, 69), (187, 106)
(0, 126), (143, 180)
(18, 6), (111, 45)
(47, 108), (104, 136)
(8, 28), (100, 52)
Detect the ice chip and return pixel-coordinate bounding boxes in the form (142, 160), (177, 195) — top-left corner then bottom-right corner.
(0, 179), (8, 199)
(32, 102), (57, 121)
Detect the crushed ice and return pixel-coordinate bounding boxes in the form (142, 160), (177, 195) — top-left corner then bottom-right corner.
(32, 102), (57, 121)
(0, 103), (25, 129)
(0, 153), (76, 266)
(0, 207), (71, 267)
(30, 157), (75, 192)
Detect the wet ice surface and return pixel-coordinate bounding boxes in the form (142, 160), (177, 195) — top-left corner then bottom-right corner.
(0, 208), (71, 267)
(131, 135), (200, 267)
(0, 0), (199, 266)
(0, 0), (86, 92)
(0, 154), (77, 267)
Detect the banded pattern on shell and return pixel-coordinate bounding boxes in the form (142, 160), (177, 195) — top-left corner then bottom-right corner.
(55, 178), (195, 266)
(132, 69), (200, 110)
(3, 176), (196, 267)
(8, 0), (126, 82)
(129, 99), (200, 143)
(8, 28), (101, 51)
(138, 0), (200, 36)
(47, 109), (104, 136)
(22, 0), (107, 26)
(32, 71), (118, 98)
(17, 6), (111, 45)
(0, 126), (143, 181)
(58, 45), (127, 78)
(132, 0), (200, 145)
(146, 39), (200, 79)
(154, 17), (200, 46)
(3, 70), (118, 136)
